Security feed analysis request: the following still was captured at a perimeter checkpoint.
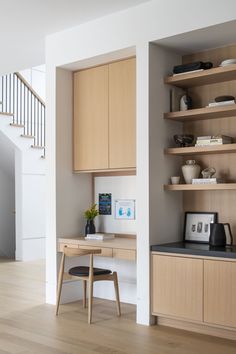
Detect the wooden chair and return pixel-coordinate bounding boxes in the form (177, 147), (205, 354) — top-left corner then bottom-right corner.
(56, 246), (121, 324)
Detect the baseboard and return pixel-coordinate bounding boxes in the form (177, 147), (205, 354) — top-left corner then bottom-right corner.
(157, 316), (236, 341)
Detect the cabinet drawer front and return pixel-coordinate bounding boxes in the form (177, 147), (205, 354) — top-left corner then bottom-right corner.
(113, 248), (136, 261)
(152, 255), (203, 322)
(204, 260), (236, 328)
(79, 245), (112, 257)
(59, 243), (79, 252)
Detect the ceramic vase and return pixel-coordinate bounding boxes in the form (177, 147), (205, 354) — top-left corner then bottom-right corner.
(182, 160), (200, 184)
(85, 219), (96, 236)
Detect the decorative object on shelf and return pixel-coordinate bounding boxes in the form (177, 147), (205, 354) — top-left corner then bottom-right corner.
(173, 61), (213, 75)
(201, 167), (216, 179)
(170, 87), (186, 111)
(170, 176), (180, 185)
(215, 95), (235, 102)
(219, 59), (236, 67)
(182, 160), (201, 184)
(84, 203), (99, 236)
(195, 135), (233, 146)
(209, 222), (233, 247)
(173, 134), (194, 147)
(184, 211), (218, 243)
(180, 94), (192, 111)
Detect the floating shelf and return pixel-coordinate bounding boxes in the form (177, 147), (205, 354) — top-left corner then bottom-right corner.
(164, 184), (236, 191)
(164, 64), (236, 88)
(164, 143), (236, 156)
(164, 105), (236, 122)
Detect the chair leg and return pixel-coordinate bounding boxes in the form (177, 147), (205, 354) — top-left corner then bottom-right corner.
(83, 280), (87, 308)
(88, 278), (93, 324)
(113, 272), (121, 316)
(56, 253), (65, 316)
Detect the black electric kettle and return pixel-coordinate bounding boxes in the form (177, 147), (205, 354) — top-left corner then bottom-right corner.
(209, 223), (233, 247)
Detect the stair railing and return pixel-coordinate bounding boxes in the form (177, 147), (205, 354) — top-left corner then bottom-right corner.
(0, 72), (45, 155)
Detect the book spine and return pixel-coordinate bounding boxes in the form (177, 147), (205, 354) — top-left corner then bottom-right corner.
(192, 178), (217, 184)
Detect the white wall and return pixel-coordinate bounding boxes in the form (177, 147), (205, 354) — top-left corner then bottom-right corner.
(0, 169), (15, 258)
(20, 65), (45, 101)
(46, 0), (236, 325)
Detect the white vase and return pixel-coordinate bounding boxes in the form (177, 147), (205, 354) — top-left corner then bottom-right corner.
(182, 160), (200, 184)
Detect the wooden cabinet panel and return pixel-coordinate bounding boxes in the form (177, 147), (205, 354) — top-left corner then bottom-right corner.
(79, 245), (112, 257)
(112, 248), (136, 261)
(109, 58), (136, 169)
(73, 65), (109, 171)
(204, 260), (236, 328)
(152, 255), (203, 321)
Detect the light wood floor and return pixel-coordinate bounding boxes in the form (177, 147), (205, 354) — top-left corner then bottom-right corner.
(0, 258), (235, 354)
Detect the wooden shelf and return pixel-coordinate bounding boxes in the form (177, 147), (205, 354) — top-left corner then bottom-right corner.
(164, 184), (236, 191)
(164, 64), (236, 88)
(164, 105), (236, 122)
(165, 143), (236, 156)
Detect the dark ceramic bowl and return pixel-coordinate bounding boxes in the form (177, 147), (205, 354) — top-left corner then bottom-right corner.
(173, 134), (194, 147)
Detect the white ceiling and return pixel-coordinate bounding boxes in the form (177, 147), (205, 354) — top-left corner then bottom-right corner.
(0, 0), (150, 75)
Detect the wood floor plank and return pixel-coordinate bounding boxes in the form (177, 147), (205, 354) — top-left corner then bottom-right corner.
(0, 259), (235, 353)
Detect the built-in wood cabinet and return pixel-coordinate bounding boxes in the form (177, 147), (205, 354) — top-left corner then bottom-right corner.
(109, 58), (136, 169)
(152, 254), (203, 321)
(73, 58), (136, 172)
(74, 65), (109, 171)
(152, 253), (236, 336)
(204, 259), (236, 328)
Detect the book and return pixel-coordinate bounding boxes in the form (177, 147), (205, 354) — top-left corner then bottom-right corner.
(85, 233), (115, 240)
(195, 135), (233, 146)
(192, 178), (217, 184)
(207, 100), (235, 107)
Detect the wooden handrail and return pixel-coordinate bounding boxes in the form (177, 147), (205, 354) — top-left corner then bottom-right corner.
(15, 72), (45, 106)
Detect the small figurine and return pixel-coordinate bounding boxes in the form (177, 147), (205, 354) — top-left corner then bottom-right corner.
(201, 167), (216, 179)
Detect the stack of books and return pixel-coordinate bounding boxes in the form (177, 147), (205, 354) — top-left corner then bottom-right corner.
(85, 233), (115, 241)
(195, 135), (233, 147)
(192, 178), (217, 185)
(207, 100), (235, 107)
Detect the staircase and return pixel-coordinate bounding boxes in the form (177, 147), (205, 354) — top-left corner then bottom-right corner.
(0, 71), (46, 261)
(0, 72), (45, 156)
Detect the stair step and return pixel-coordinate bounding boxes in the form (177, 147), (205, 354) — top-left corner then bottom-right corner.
(31, 145), (45, 149)
(10, 123), (24, 128)
(21, 134), (35, 139)
(0, 111), (14, 117)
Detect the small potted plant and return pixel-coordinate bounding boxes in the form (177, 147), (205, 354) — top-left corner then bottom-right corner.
(84, 204), (99, 236)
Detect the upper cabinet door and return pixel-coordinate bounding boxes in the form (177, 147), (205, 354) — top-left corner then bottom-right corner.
(74, 65), (109, 171)
(109, 58), (136, 169)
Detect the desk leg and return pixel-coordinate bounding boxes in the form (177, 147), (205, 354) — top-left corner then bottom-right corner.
(83, 280), (87, 308)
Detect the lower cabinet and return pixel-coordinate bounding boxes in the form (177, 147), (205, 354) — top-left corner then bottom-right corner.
(152, 255), (203, 321)
(204, 260), (236, 328)
(152, 254), (236, 331)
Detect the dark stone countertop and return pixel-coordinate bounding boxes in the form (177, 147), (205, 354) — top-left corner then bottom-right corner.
(151, 242), (236, 259)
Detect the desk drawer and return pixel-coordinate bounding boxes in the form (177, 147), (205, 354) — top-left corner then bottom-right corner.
(113, 248), (136, 261)
(79, 245), (113, 257)
(59, 243), (79, 252)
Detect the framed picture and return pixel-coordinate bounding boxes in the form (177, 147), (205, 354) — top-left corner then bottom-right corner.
(115, 199), (135, 220)
(184, 212), (218, 243)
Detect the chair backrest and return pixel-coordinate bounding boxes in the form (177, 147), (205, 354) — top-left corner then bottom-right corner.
(62, 245), (101, 258)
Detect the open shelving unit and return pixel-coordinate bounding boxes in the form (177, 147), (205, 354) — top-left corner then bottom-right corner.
(164, 183), (236, 191)
(164, 104), (236, 122)
(164, 48), (236, 196)
(164, 63), (236, 88)
(165, 143), (236, 156)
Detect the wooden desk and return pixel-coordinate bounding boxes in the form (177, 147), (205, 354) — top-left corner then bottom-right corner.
(58, 235), (136, 261)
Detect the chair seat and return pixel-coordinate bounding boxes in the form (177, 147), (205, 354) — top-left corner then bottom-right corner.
(68, 266), (112, 277)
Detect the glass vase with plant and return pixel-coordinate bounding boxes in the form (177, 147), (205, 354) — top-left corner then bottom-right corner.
(84, 204), (99, 236)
